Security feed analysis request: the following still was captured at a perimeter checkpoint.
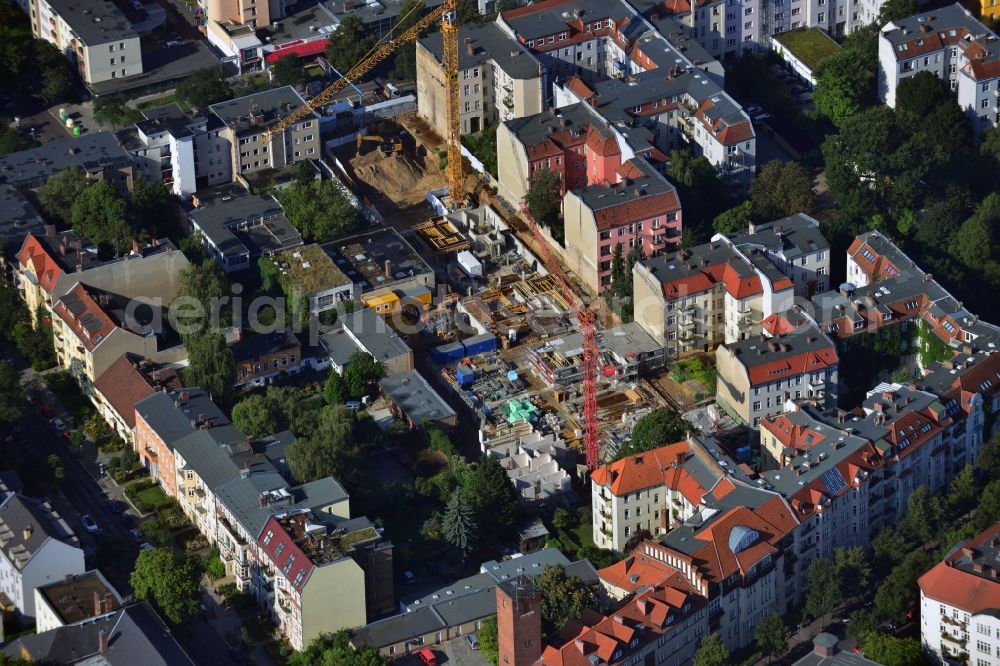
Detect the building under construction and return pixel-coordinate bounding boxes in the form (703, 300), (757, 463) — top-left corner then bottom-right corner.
(458, 274), (573, 346)
(528, 322), (665, 387)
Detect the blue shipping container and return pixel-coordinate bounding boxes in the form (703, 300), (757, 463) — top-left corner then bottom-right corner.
(462, 333), (498, 357)
(456, 365), (476, 387)
(432, 341), (466, 364)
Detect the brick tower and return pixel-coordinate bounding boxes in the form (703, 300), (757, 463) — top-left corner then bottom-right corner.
(496, 576), (542, 666)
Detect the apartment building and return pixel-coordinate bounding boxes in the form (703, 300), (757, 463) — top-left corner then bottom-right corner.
(258, 512), (393, 650)
(919, 522), (1000, 665)
(0, 494), (85, 622)
(878, 3), (1000, 131)
(416, 21), (545, 136)
(134, 387), (243, 494)
(91, 354), (181, 444)
(50, 283), (186, 388)
(208, 87), (321, 177)
(982, 0), (1000, 22)
(16, 229), (190, 323)
(714, 324), (838, 426)
(120, 103), (233, 197)
(0, 132), (133, 192)
(34, 570), (122, 633)
(530, 321), (665, 387)
(21, 0), (142, 85)
(632, 214), (827, 355)
(233, 331), (302, 386)
(320, 308), (414, 375)
(563, 158), (683, 292)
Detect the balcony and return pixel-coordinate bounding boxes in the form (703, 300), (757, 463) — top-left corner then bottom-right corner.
(502, 95), (513, 110)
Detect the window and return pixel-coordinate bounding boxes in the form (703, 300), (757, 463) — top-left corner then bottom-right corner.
(274, 543), (285, 557)
(983, 99), (991, 109)
(263, 530), (274, 545)
(744, 6), (753, 13)
(791, 7), (800, 14)
(976, 641), (991, 654)
(818, 12), (825, 21)
(283, 555), (296, 575)
(744, 20), (753, 28)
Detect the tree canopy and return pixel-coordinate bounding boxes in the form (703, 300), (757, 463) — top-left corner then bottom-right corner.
(276, 179), (364, 242)
(289, 630), (388, 666)
(749, 160), (816, 220)
(692, 635), (729, 666)
(36, 167), (88, 225)
(0, 361), (25, 424)
(614, 408), (689, 460)
(231, 394), (279, 438)
(442, 488), (477, 559)
(173, 261), (229, 339)
(343, 351), (386, 399)
(756, 612), (789, 662)
(538, 564), (599, 641)
(93, 94), (142, 127)
(130, 548), (202, 625)
(461, 453), (521, 549)
(270, 55), (305, 87)
(324, 16), (377, 75)
(286, 406), (367, 489)
(524, 168), (563, 244)
(175, 68), (233, 110)
(182, 331), (236, 408)
(70, 181), (131, 255)
(667, 149), (731, 243)
(861, 633), (925, 666)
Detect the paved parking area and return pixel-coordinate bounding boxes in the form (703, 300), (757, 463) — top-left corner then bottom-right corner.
(393, 637), (491, 666)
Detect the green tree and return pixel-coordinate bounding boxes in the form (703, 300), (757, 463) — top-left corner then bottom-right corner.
(323, 368), (347, 405)
(478, 615), (499, 666)
(70, 181), (131, 254)
(873, 526), (911, 569)
(538, 564), (599, 641)
(692, 634), (729, 666)
(813, 47), (876, 128)
(276, 179), (364, 242)
(175, 68), (233, 110)
(230, 394), (279, 437)
(953, 193), (1000, 269)
(289, 630), (388, 666)
(324, 16), (377, 75)
(0, 122), (34, 157)
(270, 54), (305, 86)
(668, 149), (730, 243)
(179, 233), (209, 266)
(614, 408), (688, 460)
(286, 406), (364, 486)
(861, 633), (925, 666)
(391, 0), (428, 81)
(552, 507), (577, 533)
(947, 464), (978, 516)
(874, 550), (933, 622)
(713, 200), (754, 235)
(130, 548), (202, 624)
(129, 176), (177, 239)
(835, 546), (872, 600)
(877, 0), (916, 24)
(93, 94), (141, 127)
(343, 351), (385, 399)
(33, 41), (76, 104)
(750, 160), (816, 220)
(173, 261), (229, 339)
(978, 432), (1000, 481)
(297, 159), (315, 186)
(0, 361), (25, 424)
(895, 71), (953, 134)
(847, 608), (879, 641)
(183, 331), (236, 408)
(442, 489), (477, 559)
(36, 167), (88, 225)
(462, 453), (520, 548)
(804, 558), (841, 621)
(756, 612), (789, 663)
(524, 168), (563, 243)
(974, 478), (1000, 531)
(899, 485), (945, 544)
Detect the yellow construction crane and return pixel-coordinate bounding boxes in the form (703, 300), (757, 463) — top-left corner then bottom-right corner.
(263, 0), (464, 207)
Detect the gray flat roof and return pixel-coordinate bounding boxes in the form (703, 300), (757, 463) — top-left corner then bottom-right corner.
(46, 0), (137, 45)
(0, 184), (45, 246)
(188, 186), (301, 258)
(726, 213), (829, 260)
(419, 21), (542, 79)
(340, 308), (411, 363)
(379, 370), (455, 424)
(209, 86), (316, 134)
(321, 227), (432, 294)
(0, 132), (130, 188)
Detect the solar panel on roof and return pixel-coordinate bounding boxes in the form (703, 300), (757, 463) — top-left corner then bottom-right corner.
(821, 468), (847, 495)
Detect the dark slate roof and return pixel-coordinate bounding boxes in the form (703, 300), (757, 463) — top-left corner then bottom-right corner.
(208, 86), (316, 134)
(45, 0), (137, 45)
(0, 132), (131, 188)
(0, 494), (79, 570)
(2, 602), (196, 666)
(187, 185), (301, 258)
(0, 184), (45, 247)
(136, 103), (205, 139)
(215, 474), (349, 540)
(378, 370), (455, 424)
(726, 214), (829, 260)
(134, 388), (242, 448)
(419, 22), (542, 79)
(233, 330), (301, 363)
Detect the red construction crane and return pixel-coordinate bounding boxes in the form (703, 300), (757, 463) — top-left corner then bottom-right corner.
(523, 214), (601, 471)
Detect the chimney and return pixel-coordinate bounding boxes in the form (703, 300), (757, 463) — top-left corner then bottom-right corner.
(93, 591), (103, 615)
(466, 38), (475, 56)
(22, 525), (32, 542)
(44, 224), (56, 236)
(131, 239), (140, 255)
(385, 260), (392, 279)
(98, 629), (108, 655)
(104, 593), (113, 613)
(151, 238), (159, 248)
(811, 633), (838, 657)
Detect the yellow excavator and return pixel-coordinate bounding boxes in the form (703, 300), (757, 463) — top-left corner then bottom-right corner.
(356, 133), (403, 156)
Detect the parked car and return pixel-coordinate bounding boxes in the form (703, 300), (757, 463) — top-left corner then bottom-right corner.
(467, 634), (480, 650)
(344, 401), (362, 412)
(402, 570), (416, 584)
(129, 528), (144, 541)
(130, 0), (143, 8)
(139, 542), (154, 551)
(417, 649), (437, 666)
(81, 515), (99, 534)
(49, 418), (66, 432)
(107, 500), (125, 515)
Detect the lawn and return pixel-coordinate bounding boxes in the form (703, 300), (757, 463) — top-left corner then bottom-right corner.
(124, 479), (174, 514)
(773, 27), (842, 70)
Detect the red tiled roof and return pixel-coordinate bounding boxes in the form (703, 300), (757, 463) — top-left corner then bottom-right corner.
(745, 345), (838, 385)
(259, 516), (315, 590)
(689, 497), (796, 583)
(721, 261), (762, 299)
(541, 583), (701, 666)
(591, 442), (702, 498)
(592, 191), (680, 231)
(760, 413), (826, 452)
(585, 125), (620, 157)
(566, 76), (596, 102)
(51, 284), (116, 353)
(93, 355), (181, 429)
(761, 313), (798, 337)
(919, 522), (1000, 613)
(17, 233), (63, 294)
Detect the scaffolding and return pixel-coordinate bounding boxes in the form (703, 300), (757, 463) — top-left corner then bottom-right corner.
(415, 217), (470, 253)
